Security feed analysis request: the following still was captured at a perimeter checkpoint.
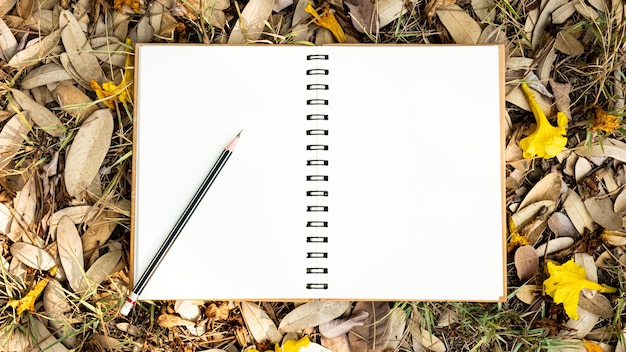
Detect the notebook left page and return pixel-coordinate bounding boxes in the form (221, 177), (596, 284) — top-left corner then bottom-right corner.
(133, 46), (313, 299)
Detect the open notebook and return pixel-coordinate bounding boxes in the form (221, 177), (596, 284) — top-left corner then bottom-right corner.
(132, 44), (506, 301)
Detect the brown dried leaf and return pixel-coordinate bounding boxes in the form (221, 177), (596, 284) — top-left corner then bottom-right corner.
(411, 323), (446, 352)
(576, 138), (626, 163)
(578, 292), (614, 318)
(78, 250), (121, 292)
(10, 88), (64, 136)
(436, 5), (481, 44)
(532, 0), (569, 50)
(552, 1), (576, 24)
(8, 29), (61, 69)
(549, 80), (572, 119)
(9, 174), (37, 243)
(515, 284), (542, 304)
(348, 302), (391, 352)
(241, 302), (282, 343)
(426, 0), (455, 20)
(471, 0), (495, 21)
(59, 10), (104, 84)
(53, 83), (99, 121)
(535, 237), (574, 257)
(515, 245), (539, 280)
(563, 190), (594, 235)
(0, 0), (17, 17)
(560, 307), (599, 338)
(57, 216), (84, 292)
(10, 242), (56, 271)
(321, 335), (351, 352)
(602, 230), (626, 246)
(43, 278), (71, 318)
(519, 173), (562, 210)
(81, 211), (117, 260)
(584, 196), (622, 230)
(64, 109), (113, 196)
(48, 205), (95, 237)
(157, 313), (196, 328)
(0, 114), (30, 172)
(30, 317), (70, 352)
(378, 0), (403, 28)
(345, 0), (377, 33)
(320, 310), (368, 338)
(554, 30), (584, 56)
(279, 301), (350, 333)
(228, 0), (274, 44)
(548, 212), (579, 238)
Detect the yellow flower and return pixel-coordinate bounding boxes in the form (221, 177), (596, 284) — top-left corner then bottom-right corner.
(305, 2), (346, 43)
(91, 38), (134, 110)
(507, 216), (529, 252)
(249, 337), (311, 352)
(7, 266), (57, 315)
(590, 107), (620, 134)
(583, 339), (603, 352)
(543, 259), (617, 320)
(519, 82), (568, 159)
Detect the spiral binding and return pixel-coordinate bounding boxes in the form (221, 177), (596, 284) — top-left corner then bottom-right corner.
(306, 53), (329, 290)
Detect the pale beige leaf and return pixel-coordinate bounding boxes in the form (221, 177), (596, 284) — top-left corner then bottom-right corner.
(78, 250), (121, 292)
(478, 25), (507, 44)
(584, 196), (622, 230)
(515, 284), (542, 304)
(578, 292), (613, 318)
(560, 307), (599, 338)
(0, 202), (10, 235)
(319, 310), (368, 338)
(81, 211), (117, 259)
(535, 237), (574, 257)
(53, 83), (99, 120)
(10, 241), (56, 270)
(0, 328), (30, 351)
(574, 157), (592, 182)
(0, 113), (30, 171)
(43, 278), (71, 318)
(348, 301), (391, 352)
(241, 302), (282, 343)
(30, 317), (70, 352)
(228, 0), (274, 44)
(321, 335), (351, 352)
(555, 30), (584, 56)
(279, 301), (350, 332)
(587, 0), (608, 12)
(515, 245), (539, 280)
(471, 0), (495, 21)
(9, 175), (37, 243)
(536, 46), (557, 82)
(378, 0), (404, 28)
(549, 79), (572, 119)
(411, 325), (446, 352)
(25, 9), (57, 33)
(20, 63), (73, 90)
(0, 17), (17, 62)
(562, 190), (594, 235)
(436, 5), (481, 44)
(381, 308), (406, 351)
(10, 89), (64, 136)
(8, 29), (61, 69)
(157, 313), (196, 328)
(59, 10), (104, 83)
(601, 230), (626, 246)
(576, 138), (626, 163)
(552, 1), (576, 24)
(532, 0), (569, 50)
(436, 308), (459, 327)
(519, 173), (562, 210)
(511, 200), (555, 230)
(614, 188), (626, 213)
(575, 1), (599, 19)
(175, 300), (202, 321)
(574, 252), (597, 283)
(57, 216), (84, 292)
(48, 205), (95, 237)
(505, 84), (552, 116)
(64, 109), (113, 196)
(0, 0), (17, 17)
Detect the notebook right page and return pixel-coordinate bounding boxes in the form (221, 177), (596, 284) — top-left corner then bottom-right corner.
(322, 45), (505, 301)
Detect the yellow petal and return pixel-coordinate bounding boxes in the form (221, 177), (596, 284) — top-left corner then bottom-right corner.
(8, 276), (50, 315)
(590, 107), (620, 134)
(543, 259), (616, 320)
(519, 83), (568, 159)
(583, 339), (604, 352)
(305, 2), (345, 43)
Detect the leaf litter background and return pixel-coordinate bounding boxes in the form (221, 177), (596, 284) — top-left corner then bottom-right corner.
(0, 0), (625, 350)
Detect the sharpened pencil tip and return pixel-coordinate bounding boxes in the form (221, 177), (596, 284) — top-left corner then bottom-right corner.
(226, 130), (242, 151)
(237, 129), (243, 137)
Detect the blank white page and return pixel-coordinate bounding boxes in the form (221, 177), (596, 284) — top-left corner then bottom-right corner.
(133, 45), (506, 301)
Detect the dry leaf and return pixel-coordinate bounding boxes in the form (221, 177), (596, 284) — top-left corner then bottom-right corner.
(378, 0), (404, 28)
(43, 278), (78, 349)
(532, 0), (569, 50)
(241, 302), (282, 343)
(321, 335), (351, 352)
(471, 0), (495, 21)
(381, 308), (406, 351)
(0, 17), (17, 62)
(9, 175), (37, 243)
(535, 237), (574, 257)
(228, 0), (274, 44)
(319, 310), (368, 338)
(584, 196), (621, 230)
(348, 302), (391, 352)
(78, 250), (121, 292)
(547, 212), (578, 238)
(549, 80), (572, 119)
(578, 293), (614, 319)
(158, 313), (196, 328)
(577, 138), (626, 163)
(436, 308), (459, 327)
(519, 173), (562, 210)
(602, 230), (626, 246)
(57, 216), (84, 292)
(64, 109), (113, 196)
(8, 29), (61, 69)
(436, 5), (481, 44)
(48, 205), (95, 236)
(554, 30), (584, 56)
(0, 113), (30, 172)
(411, 322), (446, 352)
(515, 284), (542, 305)
(562, 190), (594, 235)
(175, 300), (201, 321)
(515, 245), (539, 280)
(10, 89), (64, 136)
(560, 308), (599, 338)
(574, 157), (592, 182)
(0, 328), (29, 351)
(30, 317), (71, 352)
(511, 200), (555, 230)
(345, 0), (377, 34)
(81, 211), (117, 260)
(0, 0), (17, 17)
(20, 63), (73, 90)
(10, 242), (56, 271)
(426, 0), (456, 21)
(53, 83), (99, 121)
(552, 1), (576, 24)
(279, 301), (350, 333)
(59, 10), (105, 84)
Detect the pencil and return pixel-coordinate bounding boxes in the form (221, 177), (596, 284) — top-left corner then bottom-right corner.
(120, 130), (242, 316)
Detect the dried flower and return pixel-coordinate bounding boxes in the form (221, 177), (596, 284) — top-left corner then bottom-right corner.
(7, 266), (57, 315)
(590, 107), (620, 134)
(519, 82), (568, 159)
(91, 38), (134, 110)
(543, 259), (616, 320)
(507, 216), (529, 252)
(583, 339), (603, 352)
(305, 2), (346, 43)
